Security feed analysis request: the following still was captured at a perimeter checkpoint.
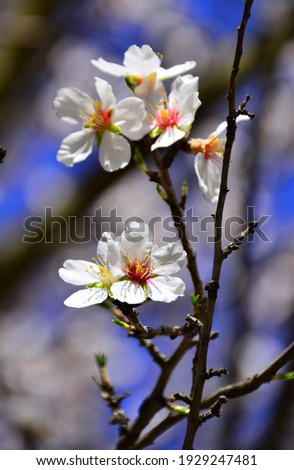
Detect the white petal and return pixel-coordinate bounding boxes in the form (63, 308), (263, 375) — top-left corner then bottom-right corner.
(157, 61), (196, 80)
(152, 242), (187, 275)
(110, 280), (147, 304)
(135, 76), (166, 113)
(178, 93), (201, 128)
(213, 120), (228, 137)
(53, 88), (94, 124)
(236, 115), (251, 124)
(94, 77), (116, 109)
(123, 45), (161, 76)
(120, 223), (153, 259)
(105, 238), (125, 278)
(151, 127), (185, 151)
(99, 132), (130, 172)
(59, 260), (101, 286)
(113, 97), (149, 140)
(213, 115), (250, 138)
(147, 276), (185, 302)
(194, 153), (222, 203)
(91, 58), (127, 77)
(169, 75), (201, 126)
(64, 288), (108, 308)
(57, 128), (94, 167)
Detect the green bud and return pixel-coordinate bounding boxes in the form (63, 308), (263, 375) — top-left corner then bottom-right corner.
(95, 353), (107, 368)
(274, 371), (294, 381)
(181, 180), (188, 197)
(156, 184), (168, 201)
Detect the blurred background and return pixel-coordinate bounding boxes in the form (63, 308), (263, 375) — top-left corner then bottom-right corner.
(0, 0), (293, 450)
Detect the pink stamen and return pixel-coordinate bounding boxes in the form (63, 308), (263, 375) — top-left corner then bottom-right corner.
(154, 106), (180, 130)
(123, 256), (153, 283)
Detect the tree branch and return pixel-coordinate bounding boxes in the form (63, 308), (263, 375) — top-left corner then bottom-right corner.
(222, 220), (258, 259)
(182, 0), (255, 450)
(133, 340), (294, 449)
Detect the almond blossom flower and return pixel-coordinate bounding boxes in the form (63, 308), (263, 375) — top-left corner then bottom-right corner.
(108, 222), (187, 304)
(53, 77), (149, 172)
(58, 236), (119, 308)
(189, 115), (250, 203)
(91, 44), (196, 105)
(59, 223), (187, 308)
(150, 75), (201, 151)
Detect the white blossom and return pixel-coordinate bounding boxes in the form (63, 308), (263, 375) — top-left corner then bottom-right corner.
(150, 75), (201, 151)
(53, 77), (149, 172)
(91, 44), (196, 105)
(59, 224), (187, 308)
(191, 115), (250, 203)
(58, 237), (119, 308)
(108, 223), (187, 304)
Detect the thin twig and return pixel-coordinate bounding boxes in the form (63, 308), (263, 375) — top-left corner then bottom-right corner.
(93, 355), (130, 436)
(133, 340), (294, 449)
(151, 149), (205, 301)
(222, 221), (258, 259)
(201, 341), (294, 408)
(116, 335), (195, 449)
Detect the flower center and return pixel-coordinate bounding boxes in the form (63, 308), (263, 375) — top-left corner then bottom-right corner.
(153, 105), (179, 130)
(99, 265), (115, 289)
(84, 101), (112, 133)
(87, 261), (115, 290)
(189, 135), (224, 160)
(123, 255), (154, 283)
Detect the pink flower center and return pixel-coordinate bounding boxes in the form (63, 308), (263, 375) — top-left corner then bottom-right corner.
(153, 106), (180, 130)
(123, 255), (154, 283)
(85, 101), (112, 132)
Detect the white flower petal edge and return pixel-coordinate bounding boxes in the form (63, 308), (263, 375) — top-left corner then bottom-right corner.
(213, 115), (251, 138)
(99, 132), (131, 172)
(95, 77), (116, 109)
(113, 97), (150, 140)
(64, 288), (108, 308)
(194, 152), (222, 203)
(91, 45), (195, 81)
(59, 260), (102, 286)
(147, 276), (185, 302)
(151, 127), (186, 151)
(57, 128), (94, 167)
(157, 61), (196, 80)
(53, 87), (94, 125)
(110, 281), (147, 305)
(152, 241), (187, 275)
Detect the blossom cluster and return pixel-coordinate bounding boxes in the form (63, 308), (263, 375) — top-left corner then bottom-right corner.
(59, 222), (186, 307)
(54, 44), (249, 203)
(55, 45), (249, 309)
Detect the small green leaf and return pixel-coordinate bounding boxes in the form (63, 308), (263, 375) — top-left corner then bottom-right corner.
(181, 180), (188, 197)
(274, 371), (294, 381)
(112, 319), (133, 331)
(190, 294), (200, 308)
(95, 353), (107, 368)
